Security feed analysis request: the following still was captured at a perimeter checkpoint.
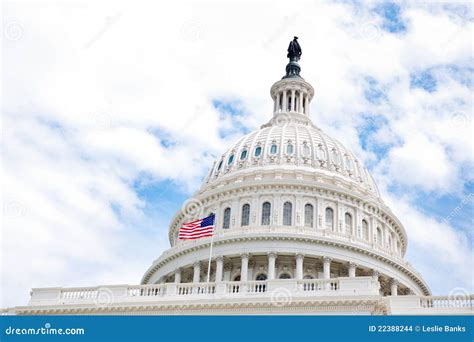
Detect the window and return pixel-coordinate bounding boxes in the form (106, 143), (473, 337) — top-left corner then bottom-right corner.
(261, 202), (271, 225)
(241, 204), (250, 226)
(325, 207), (334, 229)
(254, 146), (262, 157)
(240, 150), (248, 160)
(345, 155), (353, 171)
(345, 213), (352, 235)
(317, 145), (326, 160)
(227, 154), (234, 165)
(223, 207), (231, 229)
(279, 273), (291, 279)
(304, 204), (314, 227)
(256, 273), (268, 281)
(362, 220), (369, 240)
(376, 227), (382, 245)
(270, 144), (278, 155)
(303, 275), (314, 279)
(286, 143), (294, 154)
(331, 149), (340, 164)
(283, 201), (292, 226)
(302, 144), (311, 157)
(217, 160), (223, 170)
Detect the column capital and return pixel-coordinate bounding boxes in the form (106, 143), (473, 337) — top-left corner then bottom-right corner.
(193, 261), (201, 268)
(241, 253), (250, 260)
(295, 253), (304, 261)
(215, 256), (224, 263)
(267, 252), (277, 259)
(323, 256), (332, 263)
(348, 262), (358, 268)
(390, 278), (399, 286)
(372, 269), (380, 278)
(175, 267), (182, 273)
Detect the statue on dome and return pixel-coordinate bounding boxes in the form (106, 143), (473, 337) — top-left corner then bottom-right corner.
(287, 36), (302, 61)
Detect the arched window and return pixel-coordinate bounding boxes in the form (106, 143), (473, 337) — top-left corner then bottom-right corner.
(303, 275), (314, 279)
(325, 207), (334, 229)
(270, 144), (278, 155)
(286, 143), (294, 154)
(302, 144), (311, 157)
(279, 273), (291, 279)
(345, 213), (352, 235)
(217, 160), (223, 170)
(223, 207), (231, 229)
(376, 227), (382, 245)
(254, 146), (262, 157)
(256, 274), (267, 281)
(362, 219), (369, 240)
(227, 154), (234, 165)
(241, 204), (250, 226)
(261, 202), (271, 225)
(317, 145), (327, 160)
(331, 149), (340, 165)
(233, 275), (241, 282)
(283, 201), (292, 226)
(240, 150), (248, 160)
(304, 204), (314, 227)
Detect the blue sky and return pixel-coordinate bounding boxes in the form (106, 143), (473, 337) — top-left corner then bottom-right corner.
(2, 0), (473, 307)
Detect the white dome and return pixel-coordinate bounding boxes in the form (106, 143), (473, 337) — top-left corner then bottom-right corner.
(205, 116), (381, 199)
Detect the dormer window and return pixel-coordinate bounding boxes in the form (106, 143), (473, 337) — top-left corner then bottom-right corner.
(217, 160), (223, 170)
(227, 154), (234, 165)
(286, 143), (294, 155)
(270, 144), (278, 155)
(254, 146), (262, 157)
(240, 150), (248, 160)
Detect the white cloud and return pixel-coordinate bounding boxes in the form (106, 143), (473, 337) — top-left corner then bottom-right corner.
(1, 0), (472, 307)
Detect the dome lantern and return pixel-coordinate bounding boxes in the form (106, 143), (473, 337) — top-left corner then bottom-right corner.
(269, 37), (315, 124)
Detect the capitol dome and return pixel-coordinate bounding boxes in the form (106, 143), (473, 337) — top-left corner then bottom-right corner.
(140, 46), (431, 301)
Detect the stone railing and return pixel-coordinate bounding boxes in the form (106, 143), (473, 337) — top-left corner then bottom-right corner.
(387, 295), (474, 315)
(28, 277), (380, 306)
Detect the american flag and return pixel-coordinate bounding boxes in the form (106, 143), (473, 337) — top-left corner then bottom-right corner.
(178, 214), (215, 240)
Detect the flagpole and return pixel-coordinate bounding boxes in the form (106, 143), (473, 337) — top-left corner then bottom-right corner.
(206, 228), (215, 284)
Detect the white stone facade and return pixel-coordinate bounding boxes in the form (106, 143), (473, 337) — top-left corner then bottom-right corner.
(3, 57), (472, 316)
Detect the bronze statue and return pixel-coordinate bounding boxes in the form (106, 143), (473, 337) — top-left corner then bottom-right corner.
(287, 36), (302, 61)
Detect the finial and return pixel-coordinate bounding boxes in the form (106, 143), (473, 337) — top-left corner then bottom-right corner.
(283, 36), (302, 79)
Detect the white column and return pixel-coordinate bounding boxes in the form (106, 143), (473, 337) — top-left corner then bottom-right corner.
(323, 257), (332, 279)
(240, 253), (249, 282)
(215, 256), (224, 283)
(275, 93), (280, 113)
(348, 262), (357, 278)
(299, 92), (304, 113)
(174, 267), (182, 283)
(291, 89), (296, 112)
(282, 90), (287, 112)
(296, 253), (304, 280)
(390, 279), (398, 296)
(193, 261), (201, 283)
(304, 96), (309, 114)
(268, 252), (276, 280)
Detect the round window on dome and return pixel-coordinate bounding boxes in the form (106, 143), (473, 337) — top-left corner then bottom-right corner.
(227, 154), (235, 165)
(286, 144), (294, 155)
(240, 150), (248, 160)
(270, 144), (278, 155)
(254, 146), (262, 157)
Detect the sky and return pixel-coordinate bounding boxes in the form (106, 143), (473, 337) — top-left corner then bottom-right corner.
(1, 0), (473, 307)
